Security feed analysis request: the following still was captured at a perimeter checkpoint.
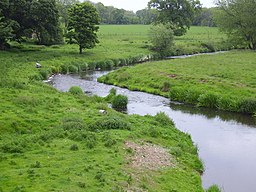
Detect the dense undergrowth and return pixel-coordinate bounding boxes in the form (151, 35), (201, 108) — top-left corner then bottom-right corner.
(0, 25), (223, 191)
(99, 50), (256, 115)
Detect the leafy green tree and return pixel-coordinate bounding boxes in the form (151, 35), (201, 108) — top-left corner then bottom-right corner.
(56, 0), (79, 28)
(148, 0), (201, 36)
(216, 0), (256, 50)
(66, 2), (100, 54)
(149, 24), (174, 56)
(30, 0), (63, 45)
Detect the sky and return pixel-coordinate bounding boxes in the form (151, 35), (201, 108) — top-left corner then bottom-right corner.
(89, 0), (216, 12)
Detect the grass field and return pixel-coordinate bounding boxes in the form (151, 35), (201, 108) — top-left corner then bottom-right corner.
(0, 25), (217, 191)
(99, 50), (256, 115)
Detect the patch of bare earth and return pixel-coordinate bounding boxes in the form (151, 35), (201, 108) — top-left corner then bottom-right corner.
(125, 141), (173, 170)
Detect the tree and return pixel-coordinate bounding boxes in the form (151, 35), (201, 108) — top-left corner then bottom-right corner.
(149, 24), (174, 56)
(136, 8), (158, 24)
(56, 0), (79, 28)
(148, 0), (201, 36)
(216, 0), (256, 50)
(30, 0), (63, 45)
(66, 2), (100, 54)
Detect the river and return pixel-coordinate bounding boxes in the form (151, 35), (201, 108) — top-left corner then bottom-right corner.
(50, 70), (256, 192)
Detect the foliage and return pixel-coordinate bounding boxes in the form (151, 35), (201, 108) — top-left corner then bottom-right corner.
(206, 185), (222, 192)
(111, 95), (128, 111)
(99, 50), (256, 115)
(216, 0), (256, 49)
(149, 24), (174, 56)
(0, 0), (62, 46)
(66, 2), (100, 54)
(136, 8), (159, 24)
(149, 0), (202, 36)
(68, 86), (84, 96)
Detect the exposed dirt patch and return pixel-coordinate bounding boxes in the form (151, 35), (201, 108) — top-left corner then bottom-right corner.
(167, 74), (177, 78)
(125, 141), (173, 170)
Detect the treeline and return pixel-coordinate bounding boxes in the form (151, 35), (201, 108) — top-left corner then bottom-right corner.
(94, 2), (217, 26)
(94, 2), (158, 25)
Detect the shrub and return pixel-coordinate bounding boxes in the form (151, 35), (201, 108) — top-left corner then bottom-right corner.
(89, 116), (130, 131)
(105, 88), (117, 102)
(68, 65), (79, 73)
(70, 144), (79, 151)
(217, 95), (238, 112)
(149, 24), (174, 57)
(112, 95), (128, 111)
(206, 185), (221, 192)
(88, 62), (96, 70)
(69, 86), (84, 96)
(201, 42), (216, 52)
(169, 87), (186, 102)
(238, 99), (256, 114)
(197, 92), (219, 108)
(154, 112), (174, 126)
(105, 60), (114, 69)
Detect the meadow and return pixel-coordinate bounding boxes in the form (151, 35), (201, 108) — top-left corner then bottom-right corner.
(0, 25), (226, 191)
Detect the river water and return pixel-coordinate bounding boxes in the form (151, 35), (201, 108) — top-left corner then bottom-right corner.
(51, 71), (256, 192)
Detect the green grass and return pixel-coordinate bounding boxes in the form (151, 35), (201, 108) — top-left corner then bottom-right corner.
(99, 50), (256, 114)
(0, 25), (211, 191)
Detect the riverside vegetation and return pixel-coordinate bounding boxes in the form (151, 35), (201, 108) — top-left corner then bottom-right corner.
(0, 25), (228, 191)
(99, 50), (256, 116)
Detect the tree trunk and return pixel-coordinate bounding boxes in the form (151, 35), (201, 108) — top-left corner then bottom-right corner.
(79, 45), (83, 54)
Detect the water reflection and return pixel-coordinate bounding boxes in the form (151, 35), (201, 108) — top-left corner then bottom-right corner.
(170, 103), (256, 126)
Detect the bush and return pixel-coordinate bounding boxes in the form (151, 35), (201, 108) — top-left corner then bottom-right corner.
(69, 86), (84, 96)
(197, 92), (219, 108)
(88, 62), (96, 70)
(105, 60), (114, 69)
(149, 24), (174, 57)
(89, 116), (131, 131)
(155, 112), (174, 126)
(112, 95), (128, 111)
(238, 99), (256, 114)
(169, 87), (187, 102)
(206, 185), (221, 192)
(70, 144), (79, 151)
(68, 65), (79, 73)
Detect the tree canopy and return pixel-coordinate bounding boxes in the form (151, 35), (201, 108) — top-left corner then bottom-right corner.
(148, 0), (202, 36)
(216, 0), (256, 50)
(0, 0), (62, 48)
(66, 2), (100, 54)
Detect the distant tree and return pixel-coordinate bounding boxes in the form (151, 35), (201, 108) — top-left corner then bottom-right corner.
(216, 0), (256, 50)
(136, 8), (158, 24)
(149, 24), (174, 56)
(148, 0), (201, 36)
(193, 8), (217, 27)
(66, 2), (100, 54)
(56, 0), (79, 28)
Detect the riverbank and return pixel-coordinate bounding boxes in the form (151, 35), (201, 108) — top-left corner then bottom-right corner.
(0, 32), (207, 191)
(98, 50), (256, 115)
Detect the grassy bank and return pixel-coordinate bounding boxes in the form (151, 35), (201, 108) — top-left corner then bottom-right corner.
(99, 50), (256, 115)
(0, 25), (207, 191)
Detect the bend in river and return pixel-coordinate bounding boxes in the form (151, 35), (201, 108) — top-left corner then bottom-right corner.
(50, 71), (256, 192)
